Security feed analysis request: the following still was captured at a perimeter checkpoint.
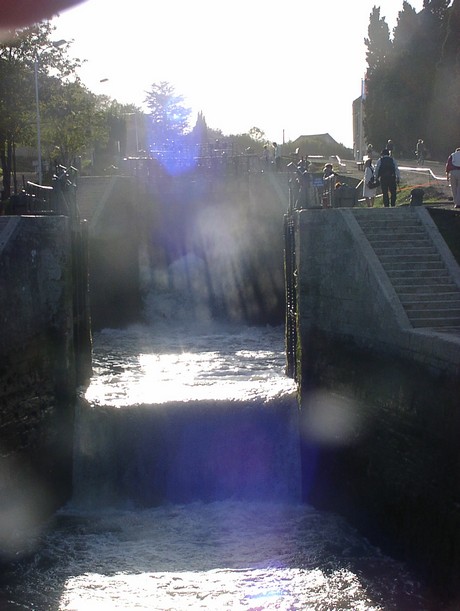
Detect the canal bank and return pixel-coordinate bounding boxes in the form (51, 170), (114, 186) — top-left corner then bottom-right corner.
(289, 206), (460, 599)
(0, 214), (90, 561)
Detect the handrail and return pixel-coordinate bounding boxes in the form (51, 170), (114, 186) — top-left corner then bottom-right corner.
(323, 174), (337, 208)
(399, 166), (447, 181)
(8, 164), (79, 219)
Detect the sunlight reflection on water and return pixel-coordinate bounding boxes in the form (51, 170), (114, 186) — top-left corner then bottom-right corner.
(1, 325), (430, 610)
(45, 501), (424, 610)
(85, 325), (296, 406)
(60, 567), (379, 610)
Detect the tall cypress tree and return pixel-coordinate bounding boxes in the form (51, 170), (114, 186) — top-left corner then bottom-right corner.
(389, 2), (421, 156)
(363, 7), (392, 152)
(426, 0), (460, 157)
(364, 0), (453, 159)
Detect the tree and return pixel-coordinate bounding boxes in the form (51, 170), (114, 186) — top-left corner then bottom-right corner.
(389, 2), (426, 155)
(0, 22), (79, 198)
(39, 79), (110, 173)
(248, 126), (266, 143)
(144, 81), (191, 150)
(363, 7), (392, 151)
(363, 1), (456, 159)
(425, 0), (459, 155)
(189, 110), (209, 152)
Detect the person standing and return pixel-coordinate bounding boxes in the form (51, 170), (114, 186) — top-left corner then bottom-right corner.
(263, 144), (271, 169)
(446, 147), (460, 208)
(386, 139), (394, 156)
(273, 142), (281, 171)
(363, 157), (377, 207)
(322, 162), (335, 180)
(375, 148), (400, 207)
(416, 139), (425, 166)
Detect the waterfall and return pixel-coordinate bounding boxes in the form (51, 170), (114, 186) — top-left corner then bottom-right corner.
(72, 291), (301, 509)
(0, 288), (431, 609)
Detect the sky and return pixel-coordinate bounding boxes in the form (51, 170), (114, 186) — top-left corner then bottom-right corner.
(51, 0), (424, 148)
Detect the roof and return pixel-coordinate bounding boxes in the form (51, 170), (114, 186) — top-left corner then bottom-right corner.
(290, 133), (341, 147)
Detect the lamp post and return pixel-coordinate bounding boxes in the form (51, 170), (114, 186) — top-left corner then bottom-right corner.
(34, 39), (66, 184)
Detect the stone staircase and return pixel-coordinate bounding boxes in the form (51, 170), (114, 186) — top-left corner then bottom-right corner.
(353, 208), (460, 329)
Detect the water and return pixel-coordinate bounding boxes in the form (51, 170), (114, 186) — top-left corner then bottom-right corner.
(0, 309), (434, 609)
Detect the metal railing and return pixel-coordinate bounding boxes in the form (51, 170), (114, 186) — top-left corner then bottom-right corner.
(284, 213), (297, 379)
(8, 165), (79, 219)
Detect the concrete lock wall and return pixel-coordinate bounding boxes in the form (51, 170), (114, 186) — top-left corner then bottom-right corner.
(77, 175), (143, 330)
(0, 216), (77, 561)
(293, 208), (460, 595)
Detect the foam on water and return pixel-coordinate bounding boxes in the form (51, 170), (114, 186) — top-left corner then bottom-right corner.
(0, 298), (432, 609)
(5, 501), (427, 610)
(85, 322), (296, 407)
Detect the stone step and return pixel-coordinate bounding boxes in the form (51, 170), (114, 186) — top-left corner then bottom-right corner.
(411, 316), (460, 328)
(378, 253), (443, 264)
(353, 209), (417, 217)
(391, 275), (457, 287)
(400, 291), (460, 303)
(359, 224), (424, 234)
(364, 224), (426, 232)
(408, 307), (460, 319)
(355, 217), (423, 228)
(394, 283), (459, 294)
(359, 222), (426, 235)
(373, 246), (438, 256)
(385, 268), (449, 280)
(355, 209), (460, 329)
(368, 238), (432, 249)
(382, 260), (445, 271)
(404, 303), (460, 314)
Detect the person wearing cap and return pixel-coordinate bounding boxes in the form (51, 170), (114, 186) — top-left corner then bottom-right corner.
(446, 147), (460, 209)
(322, 163), (335, 180)
(375, 148), (400, 207)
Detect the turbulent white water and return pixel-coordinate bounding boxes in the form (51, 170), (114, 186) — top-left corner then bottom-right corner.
(85, 323), (296, 406)
(5, 501), (426, 610)
(1, 318), (430, 610)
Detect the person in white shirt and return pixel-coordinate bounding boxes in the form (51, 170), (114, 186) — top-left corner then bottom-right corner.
(363, 157), (377, 207)
(445, 147), (460, 209)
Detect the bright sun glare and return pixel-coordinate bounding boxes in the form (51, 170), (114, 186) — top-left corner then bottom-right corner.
(85, 347), (296, 406)
(52, 0), (424, 147)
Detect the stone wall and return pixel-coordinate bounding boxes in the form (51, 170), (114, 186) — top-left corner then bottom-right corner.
(78, 176), (142, 330)
(293, 208), (460, 599)
(295, 208), (460, 374)
(0, 216), (77, 561)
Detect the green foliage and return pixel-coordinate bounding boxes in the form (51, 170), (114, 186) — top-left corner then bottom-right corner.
(189, 111), (208, 147)
(0, 22), (81, 196)
(40, 80), (110, 169)
(427, 0), (460, 153)
(227, 132), (265, 154)
(364, 1), (455, 160)
(144, 81), (191, 147)
(363, 7), (393, 153)
(248, 127), (266, 143)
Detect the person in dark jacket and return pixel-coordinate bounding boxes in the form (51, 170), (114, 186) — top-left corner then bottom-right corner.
(375, 148), (400, 207)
